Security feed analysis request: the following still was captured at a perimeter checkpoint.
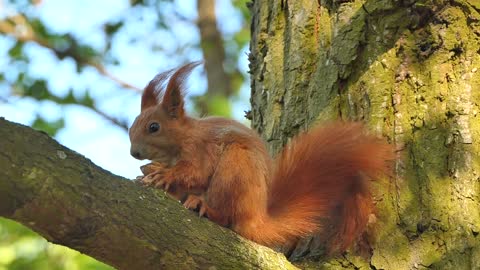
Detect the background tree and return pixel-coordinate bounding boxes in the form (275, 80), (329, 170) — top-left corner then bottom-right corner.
(249, 0), (480, 268)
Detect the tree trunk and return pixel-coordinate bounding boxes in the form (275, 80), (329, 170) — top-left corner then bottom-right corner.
(0, 118), (297, 270)
(249, 0), (480, 269)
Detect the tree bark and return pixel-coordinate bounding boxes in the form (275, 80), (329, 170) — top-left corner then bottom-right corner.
(249, 0), (480, 269)
(0, 118), (297, 270)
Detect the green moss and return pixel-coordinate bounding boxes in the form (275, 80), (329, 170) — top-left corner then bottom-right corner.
(158, 250), (198, 270)
(251, 1), (480, 268)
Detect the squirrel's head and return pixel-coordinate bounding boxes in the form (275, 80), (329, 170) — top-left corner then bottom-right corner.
(129, 61), (201, 164)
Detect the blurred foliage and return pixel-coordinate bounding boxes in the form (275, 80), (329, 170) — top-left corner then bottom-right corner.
(12, 77), (94, 108)
(1, 0), (252, 133)
(0, 218), (113, 270)
(0, 0), (251, 269)
(31, 115), (64, 136)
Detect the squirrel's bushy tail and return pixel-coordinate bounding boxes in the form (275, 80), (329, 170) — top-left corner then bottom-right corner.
(240, 122), (393, 250)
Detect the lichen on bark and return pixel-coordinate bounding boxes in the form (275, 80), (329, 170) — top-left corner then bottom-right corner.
(250, 0), (480, 268)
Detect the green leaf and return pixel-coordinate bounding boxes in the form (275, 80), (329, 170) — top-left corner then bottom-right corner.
(24, 80), (50, 100)
(79, 90), (95, 108)
(130, 0), (146, 5)
(28, 19), (50, 40)
(233, 27), (250, 48)
(0, 218), (114, 270)
(8, 42), (24, 59)
(49, 35), (71, 53)
(209, 95), (232, 117)
(75, 45), (98, 60)
(63, 89), (77, 104)
(104, 22), (124, 36)
(31, 115), (65, 136)
(233, 0), (252, 21)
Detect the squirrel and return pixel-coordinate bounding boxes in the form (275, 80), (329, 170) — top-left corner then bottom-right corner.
(129, 61), (394, 252)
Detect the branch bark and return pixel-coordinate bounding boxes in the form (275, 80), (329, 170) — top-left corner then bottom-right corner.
(0, 118), (297, 270)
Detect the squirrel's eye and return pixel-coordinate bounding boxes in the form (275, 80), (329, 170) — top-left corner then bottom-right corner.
(148, 122), (160, 133)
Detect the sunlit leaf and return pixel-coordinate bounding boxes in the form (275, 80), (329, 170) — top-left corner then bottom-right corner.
(24, 80), (50, 100)
(81, 90), (95, 107)
(233, 27), (250, 48)
(63, 89), (77, 104)
(31, 115), (65, 136)
(210, 95), (231, 117)
(233, 0), (252, 21)
(8, 42), (24, 59)
(0, 218), (113, 270)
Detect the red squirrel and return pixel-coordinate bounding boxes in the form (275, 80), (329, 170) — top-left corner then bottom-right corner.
(129, 61), (393, 252)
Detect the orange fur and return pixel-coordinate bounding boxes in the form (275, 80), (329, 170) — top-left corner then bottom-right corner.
(129, 62), (394, 252)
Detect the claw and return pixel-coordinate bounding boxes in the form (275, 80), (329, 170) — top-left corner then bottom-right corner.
(164, 182), (171, 192)
(134, 176), (147, 186)
(148, 171), (163, 178)
(183, 196), (197, 209)
(138, 164), (177, 193)
(153, 179), (164, 188)
(198, 205), (206, 217)
(183, 195), (208, 218)
(143, 173), (162, 186)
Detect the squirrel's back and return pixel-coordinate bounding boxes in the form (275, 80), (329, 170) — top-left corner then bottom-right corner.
(198, 116), (270, 155)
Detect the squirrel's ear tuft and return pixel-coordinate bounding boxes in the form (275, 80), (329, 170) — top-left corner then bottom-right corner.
(141, 68), (176, 112)
(161, 61), (203, 119)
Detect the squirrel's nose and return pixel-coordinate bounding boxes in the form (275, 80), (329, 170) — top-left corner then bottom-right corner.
(130, 149), (142, 160)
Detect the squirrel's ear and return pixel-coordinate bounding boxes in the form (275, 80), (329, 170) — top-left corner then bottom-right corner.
(161, 61), (202, 119)
(141, 68), (176, 112)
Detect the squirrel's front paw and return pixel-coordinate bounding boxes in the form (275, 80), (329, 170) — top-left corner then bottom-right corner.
(136, 162), (174, 190)
(139, 170), (174, 191)
(134, 175), (146, 185)
(140, 162), (167, 175)
(152, 176), (175, 191)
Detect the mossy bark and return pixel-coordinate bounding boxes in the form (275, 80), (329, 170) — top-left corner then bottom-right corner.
(249, 0), (480, 269)
(0, 118), (298, 270)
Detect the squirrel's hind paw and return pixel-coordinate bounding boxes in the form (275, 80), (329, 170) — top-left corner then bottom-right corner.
(183, 195), (207, 217)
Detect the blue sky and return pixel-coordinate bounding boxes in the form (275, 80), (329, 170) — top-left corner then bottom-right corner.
(0, 0), (250, 179)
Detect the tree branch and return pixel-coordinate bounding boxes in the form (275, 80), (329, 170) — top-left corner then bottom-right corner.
(88, 106), (129, 131)
(0, 118), (297, 270)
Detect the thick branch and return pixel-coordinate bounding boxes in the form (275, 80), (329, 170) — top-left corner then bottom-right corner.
(0, 118), (297, 270)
